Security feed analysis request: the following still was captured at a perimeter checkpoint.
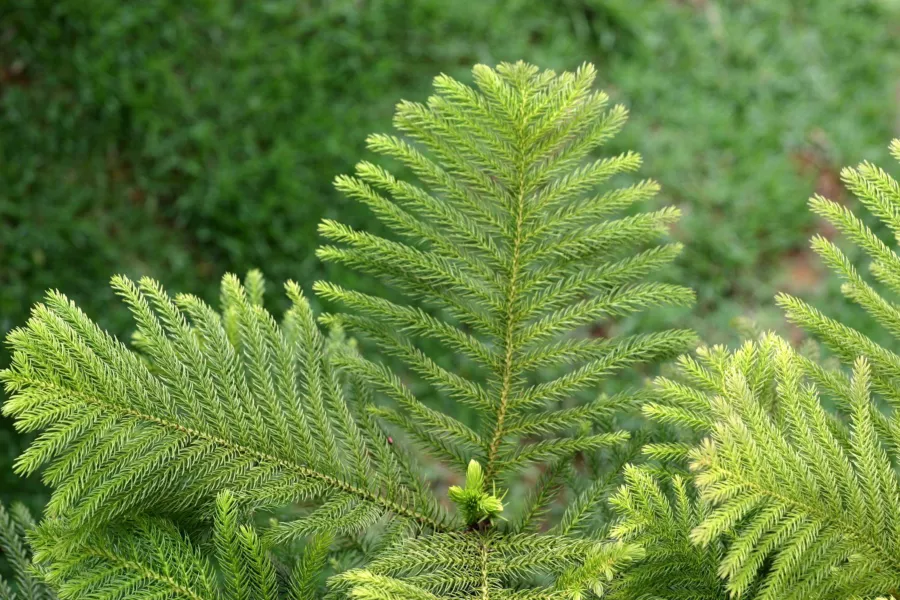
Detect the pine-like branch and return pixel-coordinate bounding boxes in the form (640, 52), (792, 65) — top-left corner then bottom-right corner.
(316, 61), (695, 491)
(1, 272), (449, 542)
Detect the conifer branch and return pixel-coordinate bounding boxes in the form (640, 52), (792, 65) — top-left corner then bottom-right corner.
(317, 61), (695, 489)
(2, 273), (449, 538)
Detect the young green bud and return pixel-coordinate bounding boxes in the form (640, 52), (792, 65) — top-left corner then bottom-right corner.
(448, 460), (505, 526)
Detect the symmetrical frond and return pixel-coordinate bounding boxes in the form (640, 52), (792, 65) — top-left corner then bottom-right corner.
(645, 334), (900, 599)
(333, 531), (643, 600)
(289, 530), (334, 600)
(315, 61), (695, 491)
(1, 271), (448, 543)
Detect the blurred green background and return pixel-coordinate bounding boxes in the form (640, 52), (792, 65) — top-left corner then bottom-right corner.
(2, 0), (899, 508)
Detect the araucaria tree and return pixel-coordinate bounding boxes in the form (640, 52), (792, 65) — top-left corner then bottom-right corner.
(0, 62), (694, 600)
(4, 60), (900, 600)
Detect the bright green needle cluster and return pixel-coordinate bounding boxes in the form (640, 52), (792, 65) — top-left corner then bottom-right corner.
(635, 334), (900, 599)
(447, 460), (505, 527)
(0, 270), (447, 599)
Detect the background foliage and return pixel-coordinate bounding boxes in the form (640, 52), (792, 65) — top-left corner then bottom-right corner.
(2, 0), (899, 509)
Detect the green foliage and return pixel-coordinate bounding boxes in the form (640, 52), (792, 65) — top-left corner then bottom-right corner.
(0, 0), (616, 509)
(28, 491), (287, 600)
(5, 0), (900, 513)
(644, 334), (900, 599)
(7, 36), (900, 596)
(5, 0), (899, 506)
(1, 63), (689, 600)
(777, 139), (900, 404)
(34, 517), (222, 600)
(0, 272), (443, 598)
